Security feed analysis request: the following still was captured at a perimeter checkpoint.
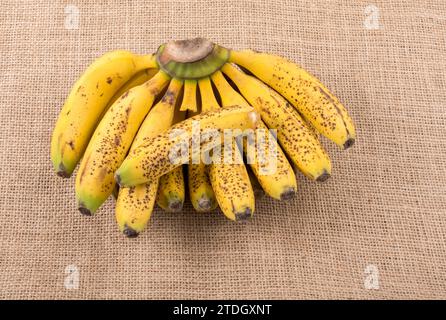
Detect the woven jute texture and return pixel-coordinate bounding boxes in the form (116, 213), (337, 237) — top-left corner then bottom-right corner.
(0, 0), (445, 300)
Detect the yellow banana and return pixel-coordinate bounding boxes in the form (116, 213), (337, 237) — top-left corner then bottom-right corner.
(188, 162), (217, 212)
(222, 63), (331, 181)
(156, 166), (185, 212)
(187, 79), (220, 212)
(229, 49), (355, 149)
(115, 105), (260, 187)
(198, 77), (220, 111)
(106, 68), (159, 108)
(156, 108), (187, 212)
(208, 139), (254, 221)
(116, 184), (158, 237)
(180, 79), (198, 112)
(51, 50), (157, 177)
(211, 70), (297, 200)
(75, 71), (171, 215)
(115, 78), (182, 237)
(187, 104), (218, 212)
(205, 72), (255, 220)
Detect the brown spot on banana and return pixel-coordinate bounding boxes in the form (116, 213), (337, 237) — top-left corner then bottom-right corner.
(114, 135), (121, 147)
(78, 154), (91, 185)
(161, 90), (176, 105)
(98, 167), (107, 181)
(318, 86), (350, 137)
(121, 91), (130, 99)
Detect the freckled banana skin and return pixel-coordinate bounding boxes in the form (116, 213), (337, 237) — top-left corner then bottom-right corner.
(75, 71), (171, 215)
(222, 63), (331, 181)
(115, 78), (182, 236)
(116, 184), (158, 237)
(109, 71), (157, 202)
(211, 70), (297, 201)
(106, 68), (159, 108)
(229, 50), (356, 149)
(156, 100), (187, 213)
(51, 50), (157, 177)
(246, 121), (297, 200)
(196, 75), (254, 219)
(156, 166), (185, 212)
(188, 162), (218, 212)
(208, 141), (254, 221)
(116, 105), (260, 187)
(187, 78), (219, 213)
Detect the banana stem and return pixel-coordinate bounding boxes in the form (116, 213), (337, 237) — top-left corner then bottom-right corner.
(156, 38), (229, 79)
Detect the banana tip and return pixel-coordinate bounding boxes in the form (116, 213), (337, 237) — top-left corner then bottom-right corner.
(316, 171), (331, 182)
(197, 198), (212, 211)
(78, 205), (92, 216)
(343, 138), (355, 150)
(56, 163), (70, 178)
(235, 208), (252, 222)
(168, 199), (184, 212)
(123, 225), (139, 238)
(280, 188), (296, 200)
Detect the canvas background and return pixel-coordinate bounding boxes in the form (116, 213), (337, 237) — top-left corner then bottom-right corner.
(0, 0), (445, 299)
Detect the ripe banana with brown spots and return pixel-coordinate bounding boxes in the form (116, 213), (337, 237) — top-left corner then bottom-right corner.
(106, 68), (159, 108)
(188, 162), (217, 212)
(115, 78), (183, 236)
(51, 50), (157, 177)
(211, 70), (297, 200)
(187, 80), (218, 212)
(195, 74), (254, 220)
(222, 63), (331, 181)
(75, 71), (171, 215)
(156, 166), (185, 212)
(156, 108), (187, 212)
(115, 105), (260, 187)
(208, 139), (254, 221)
(228, 49), (355, 149)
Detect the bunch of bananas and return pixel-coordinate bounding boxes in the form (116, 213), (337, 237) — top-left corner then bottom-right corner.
(51, 38), (355, 237)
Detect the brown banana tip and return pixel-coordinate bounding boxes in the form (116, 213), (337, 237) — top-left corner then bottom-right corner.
(343, 138), (355, 150)
(235, 208), (252, 222)
(56, 164), (70, 178)
(78, 205), (92, 216)
(197, 198), (212, 211)
(123, 225), (139, 238)
(248, 111), (260, 126)
(316, 170), (331, 182)
(168, 199), (184, 212)
(280, 188), (296, 200)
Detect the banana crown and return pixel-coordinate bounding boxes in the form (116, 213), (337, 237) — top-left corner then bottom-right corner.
(156, 38), (229, 79)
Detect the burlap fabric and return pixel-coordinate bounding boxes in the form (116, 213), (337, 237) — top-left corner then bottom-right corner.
(0, 0), (445, 300)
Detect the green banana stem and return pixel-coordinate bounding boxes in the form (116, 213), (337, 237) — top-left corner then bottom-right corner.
(156, 38), (229, 79)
